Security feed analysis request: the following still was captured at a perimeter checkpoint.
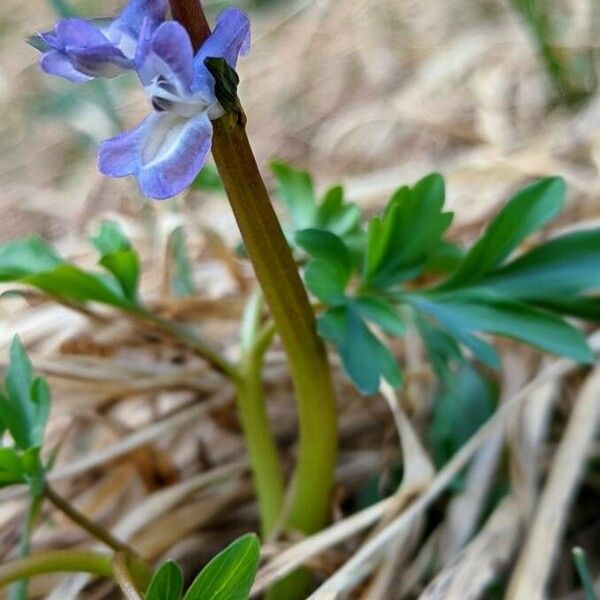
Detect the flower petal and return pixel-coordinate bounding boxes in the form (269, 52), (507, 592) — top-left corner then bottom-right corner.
(68, 45), (131, 77)
(55, 18), (110, 48)
(98, 115), (154, 177)
(136, 21), (195, 90)
(194, 8), (251, 71)
(114, 0), (168, 38)
(40, 50), (91, 82)
(138, 112), (213, 199)
(99, 112), (213, 200)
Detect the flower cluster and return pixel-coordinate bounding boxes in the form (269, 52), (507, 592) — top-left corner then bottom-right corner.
(32, 0), (250, 199)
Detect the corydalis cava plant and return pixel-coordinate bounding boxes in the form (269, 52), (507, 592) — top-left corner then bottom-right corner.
(31, 2), (250, 200)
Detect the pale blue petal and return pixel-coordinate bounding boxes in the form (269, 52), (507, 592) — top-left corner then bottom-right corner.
(98, 112), (213, 200)
(55, 18), (110, 48)
(194, 8), (250, 71)
(136, 21), (194, 89)
(98, 116), (154, 177)
(68, 45), (131, 77)
(114, 0), (168, 38)
(40, 50), (91, 82)
(138, 112), (212, 199)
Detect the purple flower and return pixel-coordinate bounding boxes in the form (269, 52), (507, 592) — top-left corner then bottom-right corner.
(33, 0), (168, 82)
(98, 8), (250, 200)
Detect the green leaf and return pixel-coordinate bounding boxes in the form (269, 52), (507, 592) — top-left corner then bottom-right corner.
(413, 292), (592, 363)
(364, 173), (453, 288)
(99, 252), (139, 302)
(352, 296), (406, 336)
(0, 338), (50, 450)
(480, 227), (600, 299)
(169, 227), (196, 297)
(444, 177), (565, 288)
(304, 262), (347, 305)
(315, 185), (362, 239)
(24, 450), (45, 498)
(23, 265), (131, 307)
(0, 237), (134, 308)
(182, 533), (260, 600)
(191, 165), (224, 192)
(417, 316), (464, 381)
(427, 362), (496, 468)
(536, 296), (600, 321)
(271, 162), (317, 231)
(145, 561), (184, 600)
(91, 222), (140, 302)
(296, 229), (352, 304)
(423, 240), (463, 274)
(572, 547), (600, 600)
(295, 229), (352, 274)
(90, 221), (131, 256)
(0, 448), (27, 487)
(318, 306), (402, 395)
(0, 238), (62, 281)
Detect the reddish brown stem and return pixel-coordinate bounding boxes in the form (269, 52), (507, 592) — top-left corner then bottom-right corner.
(169, 1), (211, 50)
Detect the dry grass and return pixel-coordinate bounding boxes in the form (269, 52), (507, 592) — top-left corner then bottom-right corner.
(1, 0), (600, 598)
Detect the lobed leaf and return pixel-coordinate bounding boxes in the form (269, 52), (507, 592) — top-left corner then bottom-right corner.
(296, 229), (352, 304)
(443, 177), (565, 288)
(272, 162), (362, 246)
(480, 227), (600, 299)
(318, 305), (402, 395)
(413, 292), (592, 363)
(427, 362), (496, 468)
(271, 162), (317, 231)
(364, 173), (453, 288)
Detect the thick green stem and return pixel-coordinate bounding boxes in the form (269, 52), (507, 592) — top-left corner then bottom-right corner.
(212, 117), (337, 535)
(237, 293), (285, 537)
(168, 0), (338, 536)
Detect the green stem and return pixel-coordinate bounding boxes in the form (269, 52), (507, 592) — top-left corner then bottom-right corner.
(212, 112), (337, 536)
(0, 551), (113, 587)
(236, 292), (285, 537)
(44, 484), (140, 559)
(8, 496), (42, 600)
(0, 551), (151, 593)
(168, 0), (338, 537)
(134, 308), (240, 381)
(573, 547), (599, 600)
